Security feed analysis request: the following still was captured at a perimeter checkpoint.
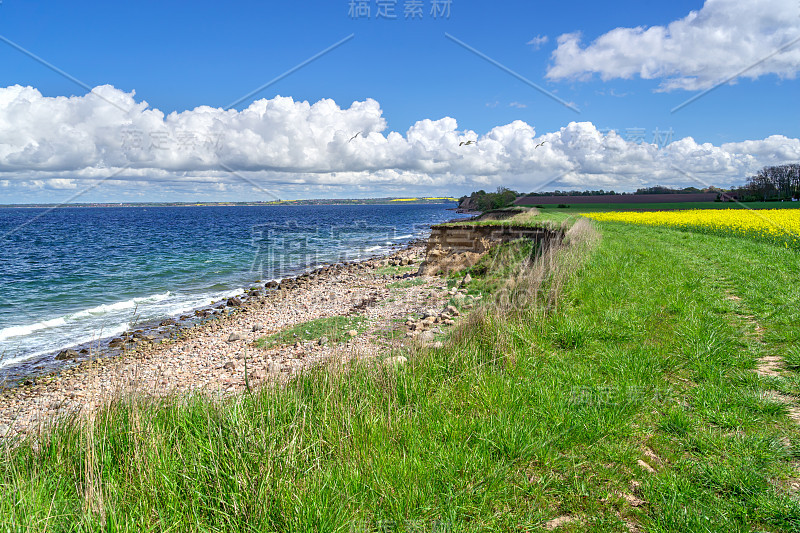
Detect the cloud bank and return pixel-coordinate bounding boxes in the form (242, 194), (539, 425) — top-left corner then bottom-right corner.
(0, 84), (798, 200)
(547, 0), (800, 91)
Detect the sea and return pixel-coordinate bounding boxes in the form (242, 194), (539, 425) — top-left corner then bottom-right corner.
(0, 203), (468, 384)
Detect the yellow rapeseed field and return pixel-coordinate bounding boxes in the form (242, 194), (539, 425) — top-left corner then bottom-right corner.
(390, 197), (457, 202)
(586, 208), (800, 249)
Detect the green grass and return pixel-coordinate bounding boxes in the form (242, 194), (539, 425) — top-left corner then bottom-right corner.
(374, 264), (416, 276)
(386, 278), (428, 289)
(454, 238), (539, 296)
(254, 315), (367, 348)
(2, 219), (800, 531)
(785, 347), (800, 371)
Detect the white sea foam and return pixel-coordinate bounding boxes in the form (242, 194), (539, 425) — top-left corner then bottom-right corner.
(0, 316), (68, 342)
(0, 292), (174, 343)
(70, 292), (171, 319)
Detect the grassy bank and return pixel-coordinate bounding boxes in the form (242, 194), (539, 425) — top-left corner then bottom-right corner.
(2, 216), (799, 531)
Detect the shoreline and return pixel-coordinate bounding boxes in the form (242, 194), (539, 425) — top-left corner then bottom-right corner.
(0, 240), (428, 388)
(0, 239), (478, 441)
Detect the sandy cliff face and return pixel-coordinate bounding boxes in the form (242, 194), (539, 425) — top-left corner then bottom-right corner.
(456, 196), (478, 212)
(418, 225), (562, 275)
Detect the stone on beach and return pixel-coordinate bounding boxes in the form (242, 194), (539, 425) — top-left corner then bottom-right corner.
(55, 349), (79, 361)
(227, 332), (245, 342)
(249, 369), (266, 381)
(418, 331), (435, 343)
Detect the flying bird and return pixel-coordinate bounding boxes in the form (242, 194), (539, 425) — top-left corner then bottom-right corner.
(535, 141), (547, 149)
(348, 132), (362, 143)
(459, 140), (476, 146)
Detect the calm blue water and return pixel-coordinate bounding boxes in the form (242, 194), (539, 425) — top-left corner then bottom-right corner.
(0, 204), (465, 379)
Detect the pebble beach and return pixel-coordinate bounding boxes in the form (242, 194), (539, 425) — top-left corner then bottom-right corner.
(0, 242), (478, 442)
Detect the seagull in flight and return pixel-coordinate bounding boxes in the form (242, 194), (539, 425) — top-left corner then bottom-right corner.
(535, 141), (547, 149)
(348, 132), (362, 143)
(459, 140), (476, 146)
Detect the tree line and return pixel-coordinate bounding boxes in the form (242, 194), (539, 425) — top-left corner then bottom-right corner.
(730, 164), (800, 201)
(458, 163), (800, 211)
(458, 187), (518, 211)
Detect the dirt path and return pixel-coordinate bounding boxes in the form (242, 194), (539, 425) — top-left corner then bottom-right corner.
(723, 291), (800, 425)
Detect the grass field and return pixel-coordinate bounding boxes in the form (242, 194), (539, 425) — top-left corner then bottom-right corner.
(1, 212), (799, 531)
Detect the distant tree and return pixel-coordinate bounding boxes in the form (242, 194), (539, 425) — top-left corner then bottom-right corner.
(495, 186), (518, 209)
(731, 164), (800, 201)
(458, 187), (520, 212)
(524, 189), (620, 197)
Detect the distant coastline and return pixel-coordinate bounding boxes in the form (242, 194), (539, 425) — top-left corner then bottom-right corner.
(0, 198), (459, 209)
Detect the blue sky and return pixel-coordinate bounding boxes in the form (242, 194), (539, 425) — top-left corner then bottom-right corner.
(0, 0), (798, 202)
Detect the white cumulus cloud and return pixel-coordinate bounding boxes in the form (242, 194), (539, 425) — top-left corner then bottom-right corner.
(547, 0), (800, 91)
(0, 84), (797, 200)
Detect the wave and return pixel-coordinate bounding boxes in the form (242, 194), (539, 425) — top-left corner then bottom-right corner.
(0, 292), (171, 342)
(70, 292), (171, 319)
(0, 316), (68, 342)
